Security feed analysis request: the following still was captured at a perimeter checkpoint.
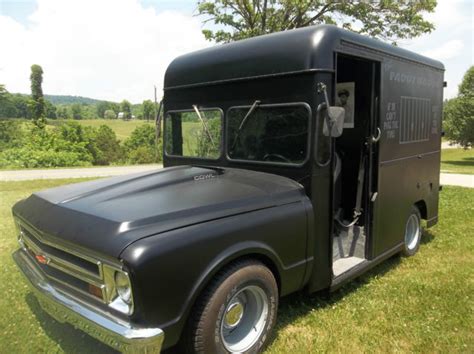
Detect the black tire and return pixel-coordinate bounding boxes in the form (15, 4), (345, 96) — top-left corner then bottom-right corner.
(402, 205), (422, 257)
(185, 259), (278, 354)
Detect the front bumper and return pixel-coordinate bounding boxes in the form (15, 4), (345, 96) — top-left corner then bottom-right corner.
(13, 249), (164, 353)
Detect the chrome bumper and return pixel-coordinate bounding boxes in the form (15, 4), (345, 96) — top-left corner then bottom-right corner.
(13, 249), (164, 353)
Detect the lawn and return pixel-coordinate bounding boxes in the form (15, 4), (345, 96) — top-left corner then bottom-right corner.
(441, 148), (474, 174)
(0, 180), (472, 353)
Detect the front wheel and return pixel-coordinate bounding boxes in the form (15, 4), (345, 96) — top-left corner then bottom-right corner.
(186, 260), (278, 354)
(402, 205), (422, 257)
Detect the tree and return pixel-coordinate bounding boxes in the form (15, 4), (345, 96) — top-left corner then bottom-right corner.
(12, 94), (31, 118)
(121, 100), (132, 120)
(0, 85), (18, 118)
(44, 100), (57, 119)
(96, 101), (111, 119)
(0, 84), (7, 102)
(197, 0), (436, 44)
(92, 125), (122, 165)
(57, 106), (69, 119)
(71, 103), (83, 120)
(110, 102), (120, 115)
(30, 64), (46, 127)
(443, 66), (474, 148)
(142, 100), (155, 121)
(104, 109), (116, 119)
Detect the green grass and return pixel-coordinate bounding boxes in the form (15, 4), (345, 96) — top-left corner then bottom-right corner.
(0, 180), (472, 353)
(56, 119), (154, 141)
(441, 148), (474, 174)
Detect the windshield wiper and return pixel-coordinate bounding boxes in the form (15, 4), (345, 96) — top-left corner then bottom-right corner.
(192, 105), (216, 149)
(230, 100), (261, 153)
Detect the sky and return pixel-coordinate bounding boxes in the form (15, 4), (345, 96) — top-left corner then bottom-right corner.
(0, 0), (472, 103)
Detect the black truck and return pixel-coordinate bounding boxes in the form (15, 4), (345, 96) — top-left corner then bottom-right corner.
(12, 25), (444, 353)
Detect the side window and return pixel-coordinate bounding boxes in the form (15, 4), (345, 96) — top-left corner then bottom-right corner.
(164, 109), (222, 159)
(227, 104), (310, 165)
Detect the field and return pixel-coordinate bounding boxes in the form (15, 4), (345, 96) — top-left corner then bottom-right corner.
(0, 179), (472, 353)
(54, 119), (154, 141)
(441, 148), (474, 174)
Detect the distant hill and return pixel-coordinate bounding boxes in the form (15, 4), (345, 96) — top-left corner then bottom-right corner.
(44, 94), (117, 105)
(13, 93), (117, 105)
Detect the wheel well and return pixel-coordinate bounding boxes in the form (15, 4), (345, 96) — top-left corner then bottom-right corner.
(177, 253), (281, 348)
(242, 253), (281, 294)
(414, 200), (427, 220)
(190, 253), (281, 317)
(208, 254), (281, 296)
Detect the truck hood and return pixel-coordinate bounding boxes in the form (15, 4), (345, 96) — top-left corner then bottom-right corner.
(13, 165), (306, 258)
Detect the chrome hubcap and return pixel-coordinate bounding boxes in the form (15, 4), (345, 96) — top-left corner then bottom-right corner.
(405, 214), (420, 250)
(220, 285), (269, 353)
(224, 301), (244, 329)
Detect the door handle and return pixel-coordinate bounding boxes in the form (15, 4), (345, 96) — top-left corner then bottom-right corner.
(371, 127), (381, 143)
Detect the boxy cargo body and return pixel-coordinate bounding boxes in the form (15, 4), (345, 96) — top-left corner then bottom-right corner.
(12, 25), (444, 353)
(163, 24), (444, 292)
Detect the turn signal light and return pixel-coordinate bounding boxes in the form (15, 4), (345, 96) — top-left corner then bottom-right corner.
(88, 284), (103, 299)
(35, 254), (49, 265)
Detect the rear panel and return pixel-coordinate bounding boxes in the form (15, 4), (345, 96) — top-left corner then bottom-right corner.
(372, 58), (444, 257)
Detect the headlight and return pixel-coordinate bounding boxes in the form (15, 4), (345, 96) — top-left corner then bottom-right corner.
(103, 265), (134, 315)
(14, 219), (26, 249)
(114, 271), (132, 304)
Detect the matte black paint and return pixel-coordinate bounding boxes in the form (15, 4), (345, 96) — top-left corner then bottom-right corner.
(13, 25), (443, 350)
(13, 166), (305, 258)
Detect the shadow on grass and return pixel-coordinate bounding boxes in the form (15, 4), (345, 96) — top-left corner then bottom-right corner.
(442, 158), (474, 167)
(421, 229), (436, 245)
(274, 255), (401, 333)
(273, 229), (436, 338)
(25, 294), (118, 354)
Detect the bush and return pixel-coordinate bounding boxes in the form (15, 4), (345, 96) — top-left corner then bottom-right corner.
(92, 125), (122, 165)
(0, 120), (24, 150)
(124, 124), (162, 164)
(0, 120), (159, 168)
(0, 147), (90, 168)
(0, 122), (93, 168)
(127, 146), (158, 164)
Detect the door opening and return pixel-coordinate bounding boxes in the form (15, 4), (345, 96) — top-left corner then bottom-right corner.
(332, 54), (380, 278)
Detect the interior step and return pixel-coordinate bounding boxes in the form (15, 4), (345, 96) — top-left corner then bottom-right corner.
(333, 225), (366, 260)
(333, 256), (365, 277)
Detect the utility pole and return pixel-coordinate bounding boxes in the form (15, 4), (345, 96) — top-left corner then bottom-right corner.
(153, 85), (157, 123)
(154, 85), (162, 139)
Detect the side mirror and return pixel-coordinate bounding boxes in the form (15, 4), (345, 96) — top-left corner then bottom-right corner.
(323, 106), (345, 137)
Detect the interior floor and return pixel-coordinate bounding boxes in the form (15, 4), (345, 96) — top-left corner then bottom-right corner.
(332, 225), (366, 260)
(332, 224), (366, 276)
(333, 257), (365, 277)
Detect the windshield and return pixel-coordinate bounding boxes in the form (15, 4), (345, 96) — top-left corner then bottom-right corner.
(164, 108), (222, 159)
(227, 104), (310, 164)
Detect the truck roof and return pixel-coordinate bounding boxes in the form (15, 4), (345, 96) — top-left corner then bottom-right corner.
(164, 24), (444, 90)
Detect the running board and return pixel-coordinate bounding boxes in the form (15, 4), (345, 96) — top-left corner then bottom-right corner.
(330, 243), (403, 292)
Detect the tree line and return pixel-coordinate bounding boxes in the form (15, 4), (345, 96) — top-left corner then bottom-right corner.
(0, 84), (156, 121)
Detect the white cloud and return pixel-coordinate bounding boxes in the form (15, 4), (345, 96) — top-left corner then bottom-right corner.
(421, 40), (465, 61)
(0, 0), (211, 102)
(399, 0), (473, 99)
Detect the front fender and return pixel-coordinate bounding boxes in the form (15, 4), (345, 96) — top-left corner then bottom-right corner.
(121, 202), (310, 349)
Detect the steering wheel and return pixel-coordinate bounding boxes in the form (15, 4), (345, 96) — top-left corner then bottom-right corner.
(263, 153), (291, 163)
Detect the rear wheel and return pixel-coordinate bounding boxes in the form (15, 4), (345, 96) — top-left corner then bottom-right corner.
(402, 206), (422, 257)
(186, 260), (278, 354)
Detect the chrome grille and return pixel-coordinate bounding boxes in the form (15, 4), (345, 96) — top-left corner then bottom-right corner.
(19, 223), (107, 303)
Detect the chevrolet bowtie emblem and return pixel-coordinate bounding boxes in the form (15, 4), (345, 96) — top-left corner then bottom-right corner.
(35, 254), (50, 265)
